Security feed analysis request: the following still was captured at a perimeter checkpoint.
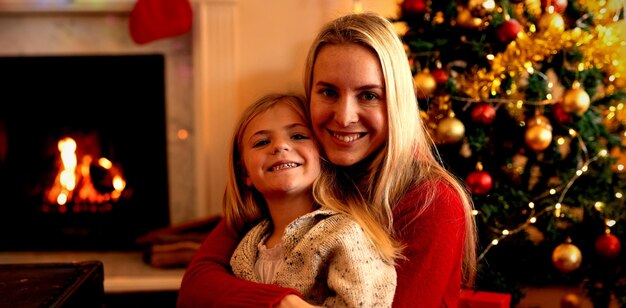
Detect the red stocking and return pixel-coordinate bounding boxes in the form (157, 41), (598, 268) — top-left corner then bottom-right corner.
(129, 0), (193, 45)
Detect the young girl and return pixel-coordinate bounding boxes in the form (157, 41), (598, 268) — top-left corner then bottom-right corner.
(224, 93), (397, 307)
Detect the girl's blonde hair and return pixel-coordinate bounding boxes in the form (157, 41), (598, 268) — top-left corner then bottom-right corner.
(223, 93), (398, 264)
(304, 12), (477, 285)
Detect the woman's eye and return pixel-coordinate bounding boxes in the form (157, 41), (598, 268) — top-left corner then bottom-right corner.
(252, 140), (269, 148)
(361, 92), (378, 101)
(319, 88), (337, 98)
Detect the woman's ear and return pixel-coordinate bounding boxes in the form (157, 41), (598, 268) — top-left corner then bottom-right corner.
(245, 176), (253, 187)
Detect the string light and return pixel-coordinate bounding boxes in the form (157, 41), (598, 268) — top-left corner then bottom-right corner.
(477, 150), (611, 261)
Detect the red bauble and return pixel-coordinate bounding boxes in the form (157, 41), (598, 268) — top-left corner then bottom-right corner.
(496, 19), (523, 42)
(551, 103), (572, 124)
(471, 103), (497, 124)
(430, 68), (449, 86)
(466, 170), (493, 195)
(402, 0), (428, 14)
(595, 233), (621, 259)
(541, 0), (568, 13)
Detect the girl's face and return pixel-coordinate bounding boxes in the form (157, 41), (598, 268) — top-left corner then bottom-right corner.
(309, 43), (388, 167)
(241, 102), (320, 198)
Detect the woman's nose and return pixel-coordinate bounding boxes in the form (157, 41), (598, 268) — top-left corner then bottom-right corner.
(333, 98), (359, 127)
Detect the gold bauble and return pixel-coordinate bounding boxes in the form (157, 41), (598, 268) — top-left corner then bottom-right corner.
(414, 69), (437, 99)
(527, 114), (551, 127)
(538, 11), (565, 33)
(562, 87), (591, 115)
(525, 122), (553, 151)
(560, 293), (582, 308)
(525, 0), (542, 17)
(552, 243), (582, 273)
(456, 7), (483, 29)
(468, 0), (495, 17)
(436, 116), (465, 144)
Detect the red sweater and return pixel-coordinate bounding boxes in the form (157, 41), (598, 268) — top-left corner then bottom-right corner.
(177, 181), (466, 308)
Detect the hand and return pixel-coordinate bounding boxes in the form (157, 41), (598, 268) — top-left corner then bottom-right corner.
(275, 294), (320, 308)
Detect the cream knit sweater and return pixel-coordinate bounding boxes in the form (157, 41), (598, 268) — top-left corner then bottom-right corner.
(230, 208), (397, 307)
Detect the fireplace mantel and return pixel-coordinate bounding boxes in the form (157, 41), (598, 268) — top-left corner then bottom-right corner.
(0, 1), (134, 14)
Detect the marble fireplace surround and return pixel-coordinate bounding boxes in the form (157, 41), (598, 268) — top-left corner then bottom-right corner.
(0, 0), (237, 225)
(0, 0), (238, 292)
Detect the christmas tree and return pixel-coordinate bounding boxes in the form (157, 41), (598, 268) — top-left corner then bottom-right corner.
(393, 0), (626, 306)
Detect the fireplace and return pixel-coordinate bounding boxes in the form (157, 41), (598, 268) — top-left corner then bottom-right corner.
(0, 54), (170, 250)
(0, 1), (238, 253)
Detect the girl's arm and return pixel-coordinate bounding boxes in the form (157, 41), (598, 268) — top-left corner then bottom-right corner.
(177, 219), (299, 308)
(392, 182), (466, 308)
(322, 220), (397, 308)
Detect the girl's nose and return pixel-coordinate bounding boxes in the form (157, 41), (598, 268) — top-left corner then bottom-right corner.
(272, 140), (290, 154)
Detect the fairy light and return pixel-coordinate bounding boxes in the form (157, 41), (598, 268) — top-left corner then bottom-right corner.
(616, 192), (623, 198)
(595, 201), (605, 211)
(472, 210), (479, 215)
(607, 220), (616, 227)
(477, 150), (614, 261)
(487, 54), (495, 61)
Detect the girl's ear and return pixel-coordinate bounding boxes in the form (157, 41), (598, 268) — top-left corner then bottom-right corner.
(245, 176), (253, 187)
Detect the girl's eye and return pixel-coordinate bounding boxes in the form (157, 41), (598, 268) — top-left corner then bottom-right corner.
(292, 133), (309, 140)
(252, 139), (269, 148)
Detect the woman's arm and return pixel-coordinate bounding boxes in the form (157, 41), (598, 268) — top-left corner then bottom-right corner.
(392, 182), (466, 308)
(177, 219), (299, 308)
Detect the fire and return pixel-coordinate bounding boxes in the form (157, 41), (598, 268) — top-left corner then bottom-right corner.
(45, 136), (127, 212)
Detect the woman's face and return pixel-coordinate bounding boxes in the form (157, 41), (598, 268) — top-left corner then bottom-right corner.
(309, 43), (388, 167)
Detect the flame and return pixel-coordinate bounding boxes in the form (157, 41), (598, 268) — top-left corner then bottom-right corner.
(45, 136), (127, 212)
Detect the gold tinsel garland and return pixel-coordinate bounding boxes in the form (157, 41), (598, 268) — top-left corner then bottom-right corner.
(458, 6), (626, 101)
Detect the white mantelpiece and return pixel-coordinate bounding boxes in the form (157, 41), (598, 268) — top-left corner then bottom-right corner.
(0, 0), (237, 224)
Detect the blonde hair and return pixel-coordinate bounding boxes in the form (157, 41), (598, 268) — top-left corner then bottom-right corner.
(304, 12), (477, 285)
(223, 93), (398, 263)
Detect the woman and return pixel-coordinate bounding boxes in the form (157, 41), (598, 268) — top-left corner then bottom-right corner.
(177, 12), (477, 308)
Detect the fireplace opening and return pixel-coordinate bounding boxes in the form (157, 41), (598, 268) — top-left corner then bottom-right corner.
(0, 54), (170, 251)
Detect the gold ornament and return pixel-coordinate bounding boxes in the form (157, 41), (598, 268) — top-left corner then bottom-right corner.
(525, 0), (542, 17)
(436, 114), (465, 144)
(562, 82), (591, 115)
(552, 242), (582, 273)
(525, 115), (553, 151)
(414, 69), (437, 99)
(538, 10), (565, 33)
(456, 6), (483, 29)
(560, 293), (582, 308)
(468, 0), (495, 17)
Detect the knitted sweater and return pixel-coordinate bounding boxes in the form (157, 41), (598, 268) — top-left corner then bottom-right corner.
(230, 208), (396, 307)
(178, 181), (466, 308)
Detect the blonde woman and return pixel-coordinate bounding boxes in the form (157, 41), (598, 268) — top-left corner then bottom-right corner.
(179, 12), (476, 308)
